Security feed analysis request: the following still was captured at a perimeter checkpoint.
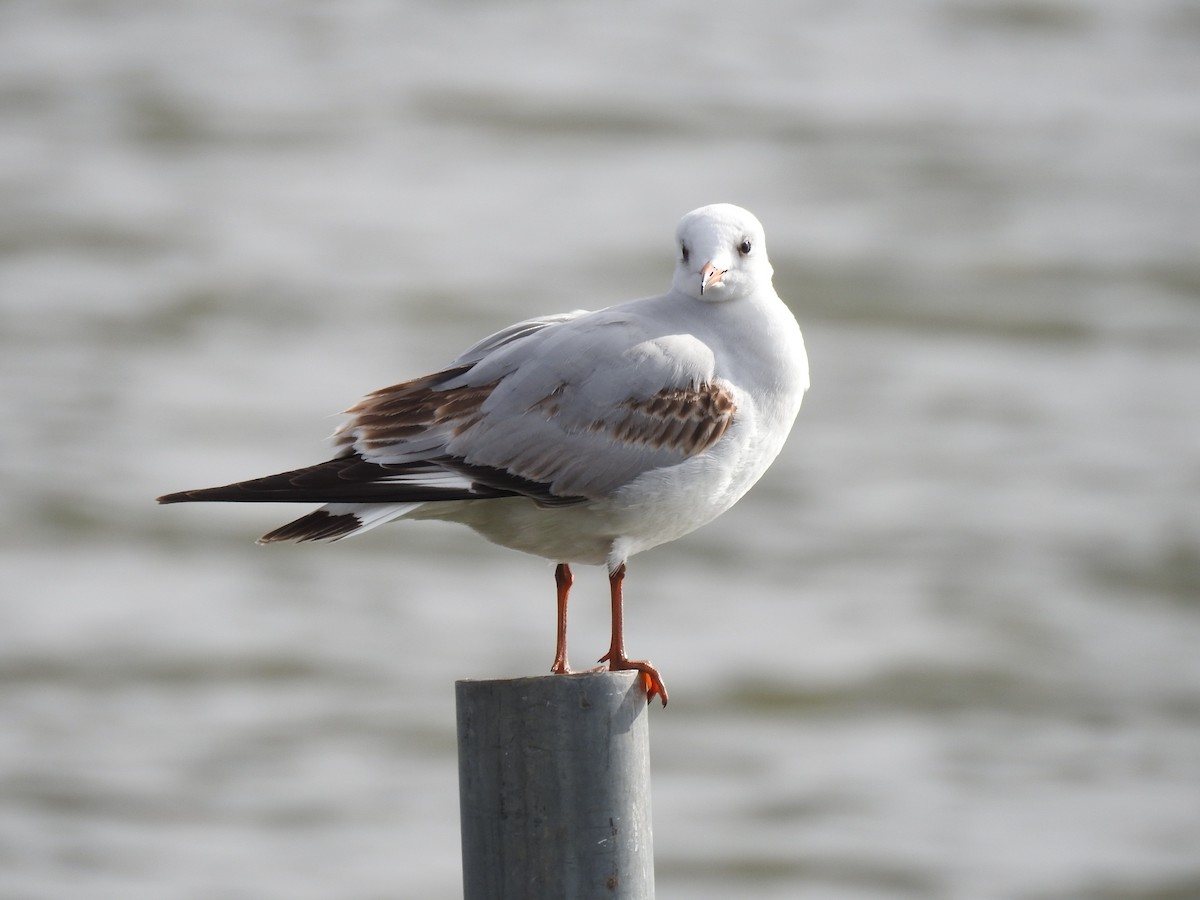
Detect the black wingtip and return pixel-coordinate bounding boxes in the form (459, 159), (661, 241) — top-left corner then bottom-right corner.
(156, 487), (243, 504)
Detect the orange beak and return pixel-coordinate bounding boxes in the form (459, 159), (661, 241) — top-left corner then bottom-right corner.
(700, 261), (727, 295)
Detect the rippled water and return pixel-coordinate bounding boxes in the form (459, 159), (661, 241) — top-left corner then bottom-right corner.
(3, 1), (1199, 898)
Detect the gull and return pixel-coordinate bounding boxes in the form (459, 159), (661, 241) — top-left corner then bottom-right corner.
(158, 203), (809, 706)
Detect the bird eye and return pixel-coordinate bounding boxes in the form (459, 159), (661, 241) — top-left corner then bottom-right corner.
(738, 239), (752, 255)
(681, 242), (690, 263)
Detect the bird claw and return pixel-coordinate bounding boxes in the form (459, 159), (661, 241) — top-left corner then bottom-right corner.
(598, 652), (669, 706)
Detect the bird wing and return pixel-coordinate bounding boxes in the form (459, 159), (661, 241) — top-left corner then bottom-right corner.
(337, 301), (737, 501)
(159, 302), (739, 510)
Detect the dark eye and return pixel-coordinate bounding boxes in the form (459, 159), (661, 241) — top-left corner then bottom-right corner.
(681, 242), (690, 263)
(738, 239), (752, 255)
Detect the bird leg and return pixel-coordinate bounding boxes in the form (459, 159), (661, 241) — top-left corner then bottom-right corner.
(598, 562), (669, 706)
(550, 563), (573, 674)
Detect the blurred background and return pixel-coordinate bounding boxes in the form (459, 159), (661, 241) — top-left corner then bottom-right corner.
(2, 1), (1198, 897)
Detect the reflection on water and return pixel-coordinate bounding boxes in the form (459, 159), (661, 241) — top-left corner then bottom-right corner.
(2, 1), (1199, 898)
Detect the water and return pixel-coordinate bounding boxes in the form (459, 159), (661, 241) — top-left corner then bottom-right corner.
(3, 1), (1199, 897)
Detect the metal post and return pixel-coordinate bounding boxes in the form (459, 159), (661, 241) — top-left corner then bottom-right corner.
(456, 671), (655, 899)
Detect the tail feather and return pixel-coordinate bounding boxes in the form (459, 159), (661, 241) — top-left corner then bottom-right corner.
(259, 510), (363, 543)
(258, 502), (420, 543)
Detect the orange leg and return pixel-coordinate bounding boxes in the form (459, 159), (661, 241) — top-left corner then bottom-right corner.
(551, 563), (573, 675)
(598, 563), (668, 706)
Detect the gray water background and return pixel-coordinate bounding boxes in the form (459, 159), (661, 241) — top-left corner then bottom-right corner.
(2, 1), (1199, 897)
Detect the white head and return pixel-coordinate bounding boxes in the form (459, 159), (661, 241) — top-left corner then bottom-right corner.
(671, 203), (773, 302)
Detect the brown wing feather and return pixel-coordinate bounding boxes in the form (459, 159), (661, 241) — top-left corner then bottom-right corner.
(335, 365), (498, 452)
(598, 382), (736, 456)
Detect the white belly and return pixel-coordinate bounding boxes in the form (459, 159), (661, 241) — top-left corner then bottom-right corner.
(407, 402), (792, 568)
